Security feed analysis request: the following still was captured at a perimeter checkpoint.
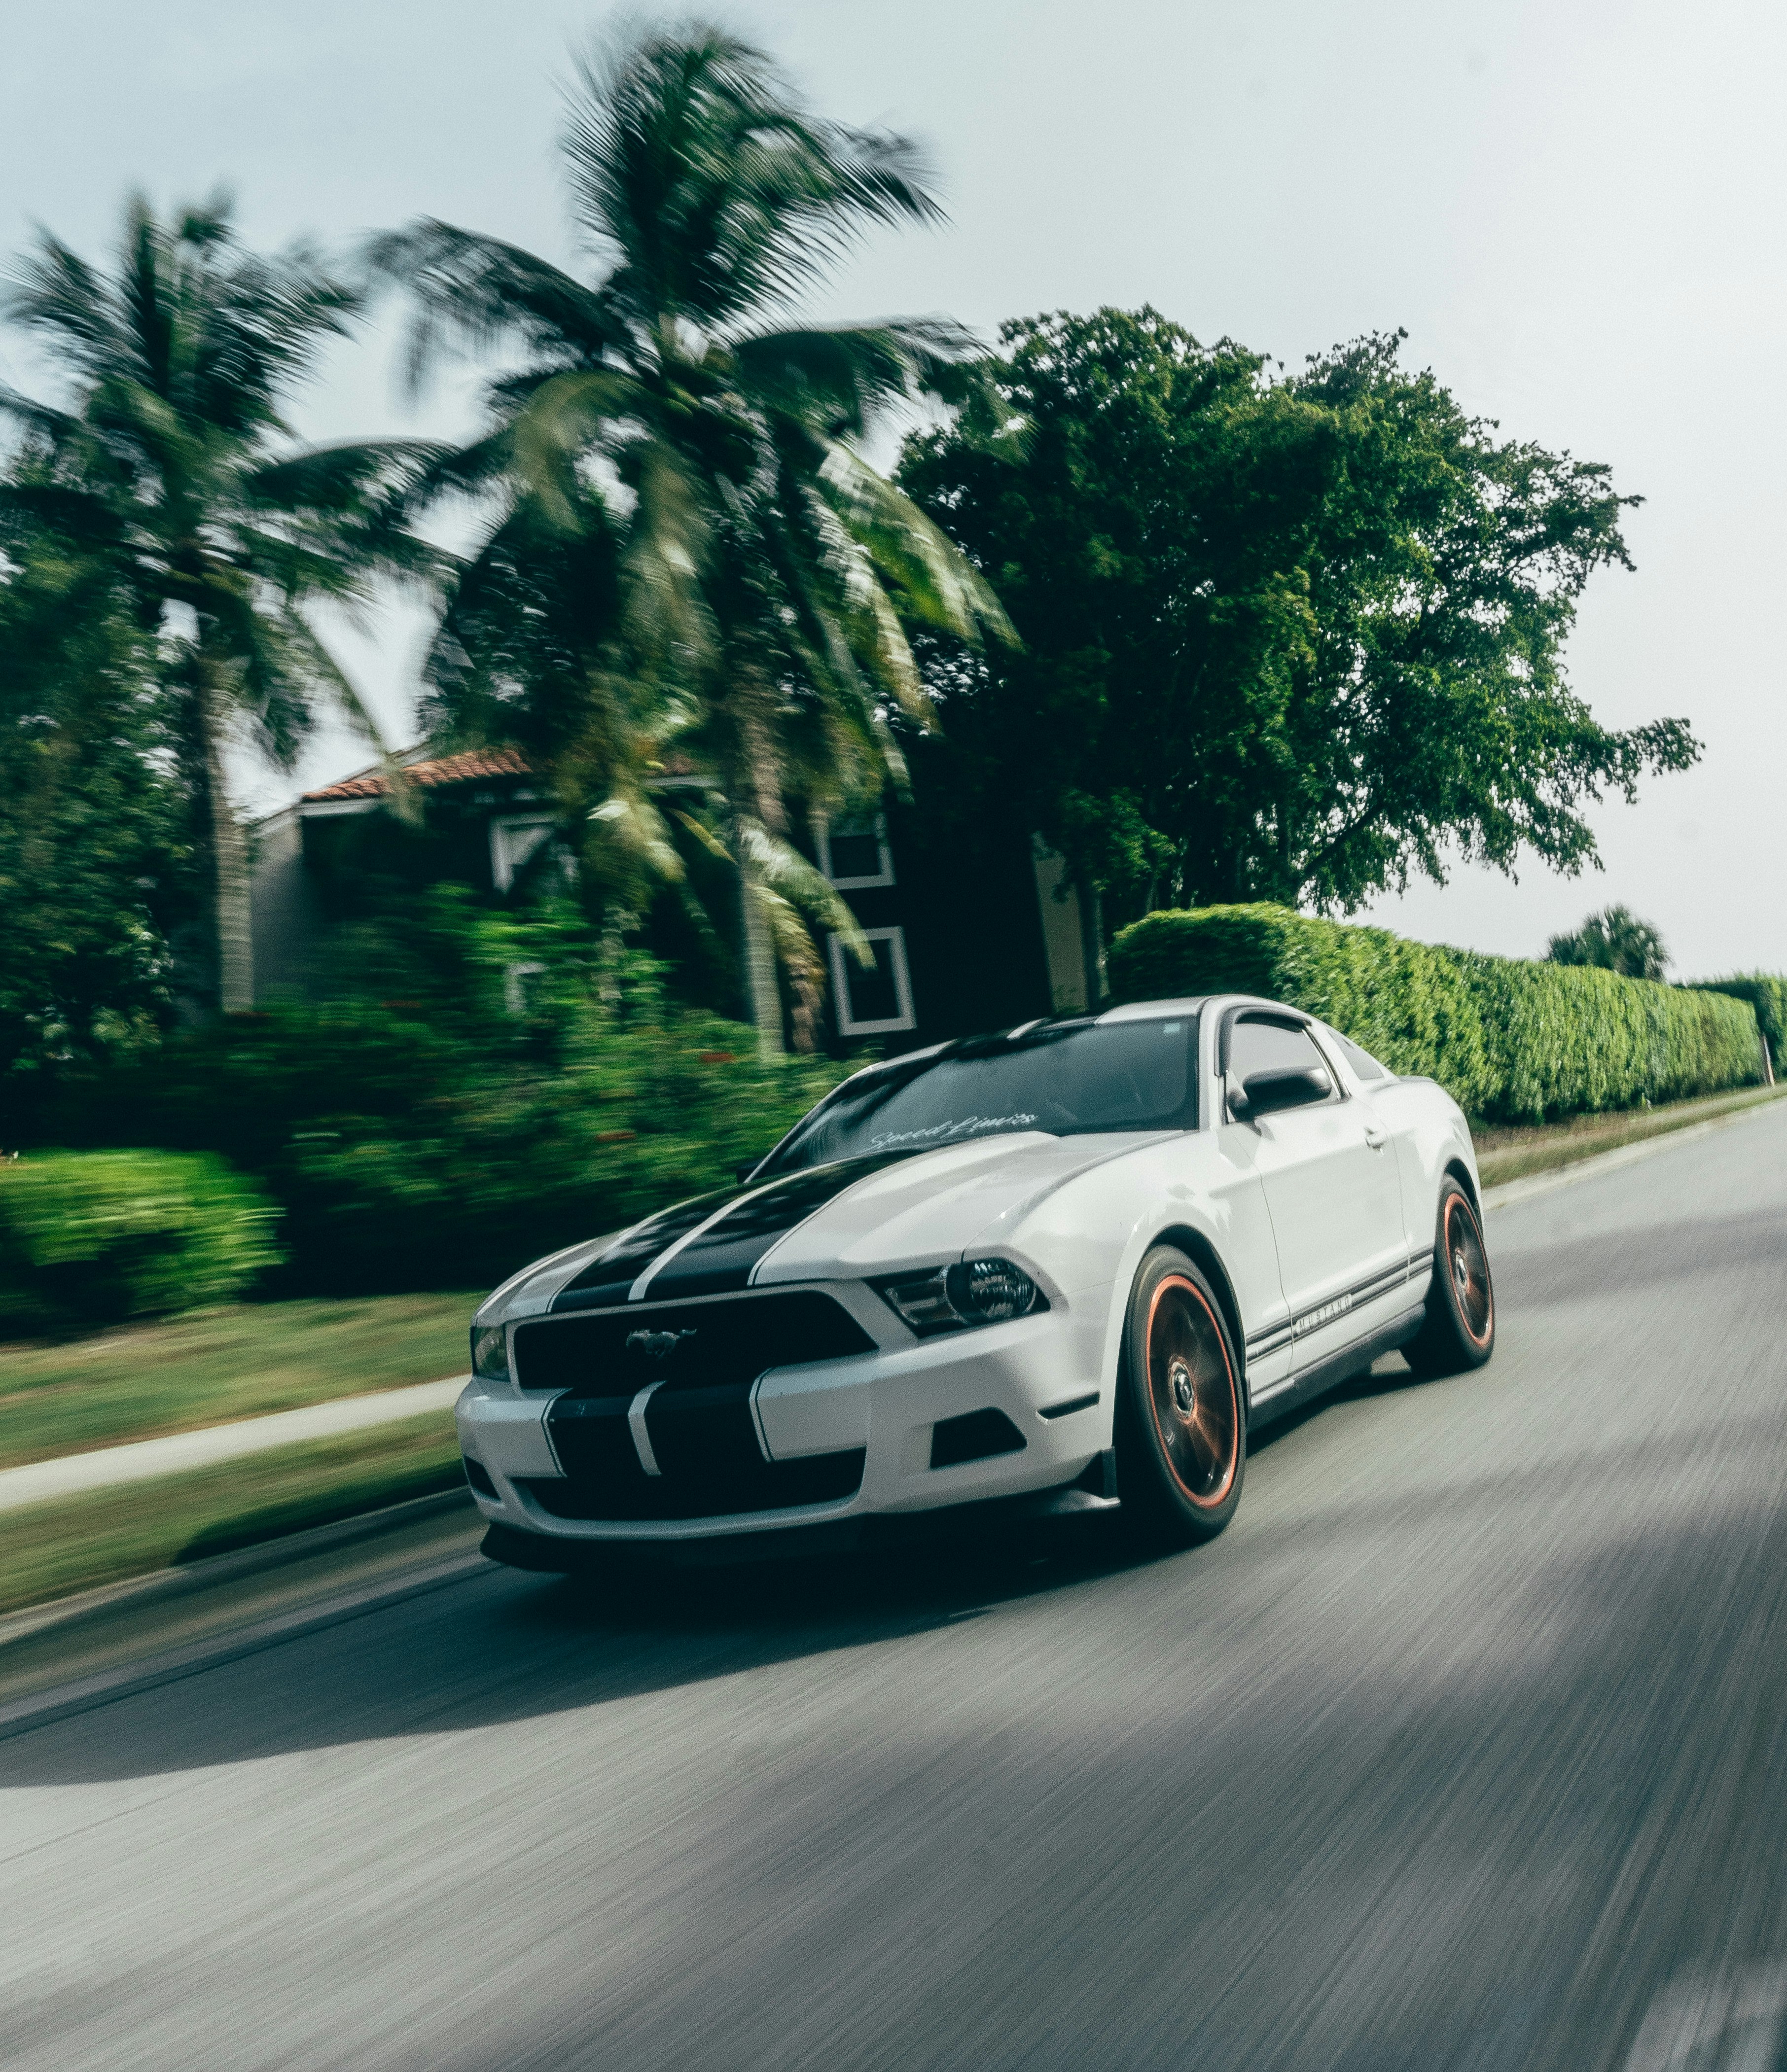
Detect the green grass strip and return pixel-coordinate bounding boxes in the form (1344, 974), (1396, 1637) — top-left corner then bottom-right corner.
(1474, 1082), (1787, 1188)
(0, 1412), (466, 1621)
(0, 1289), (482, 1470)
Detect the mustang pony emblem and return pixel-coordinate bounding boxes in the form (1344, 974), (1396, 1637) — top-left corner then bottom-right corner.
(627, 1327), (697, 1360)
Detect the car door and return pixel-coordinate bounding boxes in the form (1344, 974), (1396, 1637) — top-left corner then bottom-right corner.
(1220, 1011), (1407, 1375)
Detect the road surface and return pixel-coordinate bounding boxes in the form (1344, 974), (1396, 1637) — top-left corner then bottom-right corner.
(5, 1109), (1787, 2072)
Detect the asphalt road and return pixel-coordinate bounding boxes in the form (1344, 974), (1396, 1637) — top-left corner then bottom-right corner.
(6, 1109), (1787, 2072)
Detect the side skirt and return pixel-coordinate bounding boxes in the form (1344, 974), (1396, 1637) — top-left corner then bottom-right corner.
(1248, 1301), (1428, 1433)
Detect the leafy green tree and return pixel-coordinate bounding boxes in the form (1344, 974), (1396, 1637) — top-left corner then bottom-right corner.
(369, 24), (1009, 1049)
(1547, 904), (1668, 981)
(0, 486), (190, 1101)
(0, 196), (433, 1013)
(900, 309), (1697, 931)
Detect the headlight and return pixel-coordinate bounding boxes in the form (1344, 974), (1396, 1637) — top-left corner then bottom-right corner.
(470, 1324), (510, 1382)
(876, 1259), (1043, 1337)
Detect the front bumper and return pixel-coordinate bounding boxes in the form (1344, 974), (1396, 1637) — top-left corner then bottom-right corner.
(455, 1284), (1111, 1545)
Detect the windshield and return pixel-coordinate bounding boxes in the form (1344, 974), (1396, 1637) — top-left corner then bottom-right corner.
(762, 1015), (1199, 1175)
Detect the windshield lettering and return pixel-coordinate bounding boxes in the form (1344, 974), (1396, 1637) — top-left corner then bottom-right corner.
(867, 1111), (1040, 1151)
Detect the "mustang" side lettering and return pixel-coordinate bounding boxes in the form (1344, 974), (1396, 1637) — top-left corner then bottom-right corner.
(1294, 1292), (1354, 1335)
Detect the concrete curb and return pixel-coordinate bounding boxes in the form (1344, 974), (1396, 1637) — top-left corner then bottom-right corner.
(0, 1486), (476, 1651)
(0, 1489), (485, 1735)
(0, 1373), (468, 1514)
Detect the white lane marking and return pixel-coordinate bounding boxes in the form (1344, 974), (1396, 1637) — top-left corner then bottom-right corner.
(1621, 1964), (1787, 2070)
(628, 1380), (668, 1476)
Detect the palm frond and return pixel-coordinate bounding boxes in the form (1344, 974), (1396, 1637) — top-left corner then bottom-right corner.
(246, 436), (450, 514)
(3, 228), (123, 375)
(819, 442), (1014, 644)
(587, 790), (686, 882)
(734, 814), (870, 962)
(505, 367), (639, 527)
(732, 316), (980, 434)
(562, 27), (943, 333)
(361, 221), (620, 395)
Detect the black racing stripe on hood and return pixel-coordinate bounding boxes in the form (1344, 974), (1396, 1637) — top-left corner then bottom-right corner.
(551, 1187), (735, 1313)
(636, 1150), (921, 1302)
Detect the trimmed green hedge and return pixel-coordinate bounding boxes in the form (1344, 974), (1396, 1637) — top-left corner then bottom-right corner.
(0, 1150), (283, 1338)
(1108, 903), (1764, 1123)
(1687, 976), (1787, 1075)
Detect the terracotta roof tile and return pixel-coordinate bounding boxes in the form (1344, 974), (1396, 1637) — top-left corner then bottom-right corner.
(301, 748), (533, 802)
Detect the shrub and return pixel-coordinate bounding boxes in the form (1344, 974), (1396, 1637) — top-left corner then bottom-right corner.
(1108, 903), (1764, 1123)
(1687, 977), (1787, 1076)
(26, 893), (853, 1298)
(0, 1150), (283, 1338)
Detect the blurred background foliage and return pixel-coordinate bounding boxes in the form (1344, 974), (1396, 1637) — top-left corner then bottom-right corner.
(0, 494), (192, 1089)
(0, 1148), (281, 1337)
(19, 891), (850, 1299)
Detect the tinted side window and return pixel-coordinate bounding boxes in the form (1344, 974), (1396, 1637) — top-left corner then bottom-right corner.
(1326, 1028), (1389, 1081)
(1228, 1017), (1331, 1087)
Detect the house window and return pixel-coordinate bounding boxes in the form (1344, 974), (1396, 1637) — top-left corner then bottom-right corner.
(830, 926), (916, 1036)
(503, 961), (546, 1017)
(817, 814), (895, 889)
(490, 815), (557, 893)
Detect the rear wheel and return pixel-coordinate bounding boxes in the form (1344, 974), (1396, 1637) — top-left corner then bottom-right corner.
(1115, 1247), (1246, 1547)
(1406, 1178), (1495, 1377)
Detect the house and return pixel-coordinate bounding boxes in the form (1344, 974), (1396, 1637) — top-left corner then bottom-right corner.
(249, 747), (1106, 1048)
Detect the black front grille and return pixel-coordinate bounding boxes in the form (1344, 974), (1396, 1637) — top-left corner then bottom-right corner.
(513, 1291), (875, 1523)
(512, 1290), (872, 1393)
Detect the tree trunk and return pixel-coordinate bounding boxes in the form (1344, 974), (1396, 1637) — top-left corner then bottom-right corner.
(739, 863), (783, 1058)
(201, 658), (254, 1015)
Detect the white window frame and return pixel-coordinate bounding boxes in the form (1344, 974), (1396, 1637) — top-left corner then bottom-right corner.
(816, 812), (895, 890)
(502, 960), (546, 1017)
(830, 925), (916, 1036)
(489, 814), (558, 893)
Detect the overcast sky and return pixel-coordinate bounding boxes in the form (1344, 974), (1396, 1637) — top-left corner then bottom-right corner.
(4, 0), (1781, 977)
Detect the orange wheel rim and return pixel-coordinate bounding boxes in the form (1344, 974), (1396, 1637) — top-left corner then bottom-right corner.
(1144, 1275), (1239, 1507)
(1444, 1196), (1493, 1346)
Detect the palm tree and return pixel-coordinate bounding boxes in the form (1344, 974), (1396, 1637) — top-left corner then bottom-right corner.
(0, 195), (434, 1012)
(369, 24), (1011, 1051)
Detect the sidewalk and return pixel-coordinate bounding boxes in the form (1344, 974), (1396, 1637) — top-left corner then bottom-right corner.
(0, 1375), (467, 1514)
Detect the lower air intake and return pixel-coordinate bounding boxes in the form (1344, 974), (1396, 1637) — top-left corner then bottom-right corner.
(929, 1408), (1027, 1470)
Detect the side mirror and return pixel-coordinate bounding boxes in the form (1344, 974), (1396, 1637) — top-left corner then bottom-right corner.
(1237, 1065), (1332, 1119)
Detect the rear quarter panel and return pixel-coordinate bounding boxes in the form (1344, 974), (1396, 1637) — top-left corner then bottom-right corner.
(1373, 1075), (1480, 1255)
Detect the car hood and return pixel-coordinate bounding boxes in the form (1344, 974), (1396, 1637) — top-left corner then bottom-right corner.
(481, 1129), (1168, 1322)
(752, 1130), (1163, 1285)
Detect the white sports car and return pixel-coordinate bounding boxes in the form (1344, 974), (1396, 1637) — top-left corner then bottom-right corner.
(458, 994), (1495, 1567)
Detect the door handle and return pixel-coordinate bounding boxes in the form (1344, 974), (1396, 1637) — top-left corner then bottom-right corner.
(1363, 1124), (1388, 1151)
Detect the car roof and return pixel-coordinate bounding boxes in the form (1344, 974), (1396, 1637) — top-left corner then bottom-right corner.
(1094, 997), (1208, 1023)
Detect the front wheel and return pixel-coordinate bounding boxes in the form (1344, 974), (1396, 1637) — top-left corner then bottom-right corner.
(1405, 1178), (1495, 1378)
(1115, 1247), (1246, 1548)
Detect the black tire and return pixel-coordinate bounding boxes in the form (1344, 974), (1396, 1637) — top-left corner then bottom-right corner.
(1405, 1177), (1496, 1378)
(1114, 1246), (1246, 1548)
